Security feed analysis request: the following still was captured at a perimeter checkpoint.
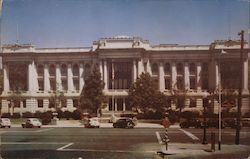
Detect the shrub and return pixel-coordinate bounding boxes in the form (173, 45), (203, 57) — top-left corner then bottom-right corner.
(137, 110), (164, 120)
(72, 109), (82, 120)
(63, 111), (72, 119)
(22, 112), (34, 118)
(41, 111), (53, 125)
(180, 111), (200, 119)
(34, 111), (43, 118)
(1, 113), (11, 118)
(12, 113), (21, 119)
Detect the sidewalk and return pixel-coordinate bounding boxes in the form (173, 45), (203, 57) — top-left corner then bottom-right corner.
(11, 120), (180, 128)
(155, 143), (250, 159)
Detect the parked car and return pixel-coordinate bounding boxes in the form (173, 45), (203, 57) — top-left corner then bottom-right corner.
(22, 118), (42, 128)
(0, 118), (11, 128)
(207, 118), (225, 129)
(113, 118), (135, 128)
(180, 118), (202, 128)
(84, 117), (100, 128)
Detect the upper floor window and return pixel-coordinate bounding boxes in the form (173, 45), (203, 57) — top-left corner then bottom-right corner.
(49, 64), (56, 77)
(152, 63), (158, 75)
(73, 64), (79, 76)
(177, 63), (184, 75)
(61, 64), (67, 77)
(164, 63), (171, 75)
(189, 63), (196, 75)
(37, 64), (44, 77)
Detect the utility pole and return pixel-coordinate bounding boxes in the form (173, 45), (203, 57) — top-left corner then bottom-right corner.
(235, 30), (244, 145)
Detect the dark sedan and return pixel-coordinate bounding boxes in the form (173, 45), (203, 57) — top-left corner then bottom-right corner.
(113, 118), (135, 128)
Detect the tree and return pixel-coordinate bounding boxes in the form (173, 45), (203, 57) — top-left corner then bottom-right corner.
(128, 72), (169, 113)
(79, 64), (104, 116)
(49, 83), (66, 112)
(8, 89), (22, 116)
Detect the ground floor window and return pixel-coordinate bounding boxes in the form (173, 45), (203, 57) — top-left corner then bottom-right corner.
(38, 99), (43, 108)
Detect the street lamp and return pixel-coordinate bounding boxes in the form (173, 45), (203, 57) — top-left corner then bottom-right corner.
(218, 49), (227, 150)
(236, 30), (244, 145)
(202, 92), (209, 145)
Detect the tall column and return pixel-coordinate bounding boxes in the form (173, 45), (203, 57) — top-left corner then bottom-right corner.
(196, 62), (202, 91)
(184, 62), (190, 90)
(104, 60), (108, 90)
(133, 60), (137, 82)
(123, 98), (126, 111)
(215, 62), (219, 90)
(44, 64), (50, 91)
(56, 64), (62, 90)
(28, 62), (33, 92)
(171, 62), (177, 89)
(67, 63), (74, 91)
(159, 62), (165, 91)
(99, 60), (103, 81)
(147, 59), (152, 75)
(243, 59), (249, 93)
(138, 59), (144, 76)
(79, 63), (84, 92)
(3, 63), (10, 91)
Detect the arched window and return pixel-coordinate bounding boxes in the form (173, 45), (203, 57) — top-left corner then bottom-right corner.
(177, 63), (184, 75)
(73, 64), (79, 76)
(152, 63), (158, 75)
(37, 64), (44, 77)
(49, 64), (56, 76)
(84, 64), (91, 77)
(164, 63), (171, 75)
(189, 63), (196, 75)
(61, 64), (67, 77)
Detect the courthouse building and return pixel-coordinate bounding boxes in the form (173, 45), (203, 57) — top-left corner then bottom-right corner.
(0, 36), (249, 115)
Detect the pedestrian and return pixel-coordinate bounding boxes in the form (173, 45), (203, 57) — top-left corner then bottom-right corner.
(162, 117), (171, 151)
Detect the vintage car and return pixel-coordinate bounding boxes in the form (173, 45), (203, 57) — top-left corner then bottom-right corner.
(113, 118), (135, 128)
(0, 118), (11, 128)
(22, 118), (42, 128)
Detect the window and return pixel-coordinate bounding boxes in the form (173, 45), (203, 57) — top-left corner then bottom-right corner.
(73, 79), (79, 90)
(61, 99), (67, 107)
(117, 98), (123, 111)
(50, 79), (56, 91)
(201, 63), (209, 89)
(165, 78), (171, 89)
(38, 100), (43, 108)
(73, 64), (79, 76)
(152, 63), (158, 75)
(23, 100), (26, 108)
(177, 77), (184, 90)
(49, 64), (56, 77)
(189, 63), (196, 75)
(190, 78), (196, 89)
(62, 79), (67, 91)
(38, 79), (44, 91)
(190, 98), (196, 108)
(164, 63), (171, 75)
(177, 63), (184, 75)
(49, 99), (54, 108)
(61, 64), (67, 77)
(73, 99), (79, 107)
(37, 65), (44, 77)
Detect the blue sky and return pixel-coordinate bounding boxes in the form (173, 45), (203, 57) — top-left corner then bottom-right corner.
(1, 0), (249, 48)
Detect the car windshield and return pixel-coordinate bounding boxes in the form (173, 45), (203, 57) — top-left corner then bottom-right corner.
(31, 119), (39, 122)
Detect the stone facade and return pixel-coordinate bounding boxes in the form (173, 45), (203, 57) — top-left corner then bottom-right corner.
(0, 37), (249, 115)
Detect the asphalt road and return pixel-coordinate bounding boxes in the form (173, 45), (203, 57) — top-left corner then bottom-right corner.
(0, 127), (249, 159)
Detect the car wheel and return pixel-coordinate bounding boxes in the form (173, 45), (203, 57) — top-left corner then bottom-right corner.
(127, 122), (134, 128)
(8, 126), (11, 128)
(38, 126), (41, 128)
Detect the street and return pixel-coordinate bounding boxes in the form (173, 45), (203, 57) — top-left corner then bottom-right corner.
(0, 127), (249, 159)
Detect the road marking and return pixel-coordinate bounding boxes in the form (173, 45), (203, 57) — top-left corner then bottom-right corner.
(1, 142), (69, 145)
(155, 131), (163, 145)
(57, 148), (155, 153)
(1, 128), (54, 133)
(179, 129), (200, 141)
(57, 142), (74, 150)
(34, 128), (54, 132)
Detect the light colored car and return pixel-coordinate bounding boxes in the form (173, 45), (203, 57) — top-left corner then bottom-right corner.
(22, 118), (42, 128)
(0, 118), (11, 128)
(84, 117), (100, 128)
